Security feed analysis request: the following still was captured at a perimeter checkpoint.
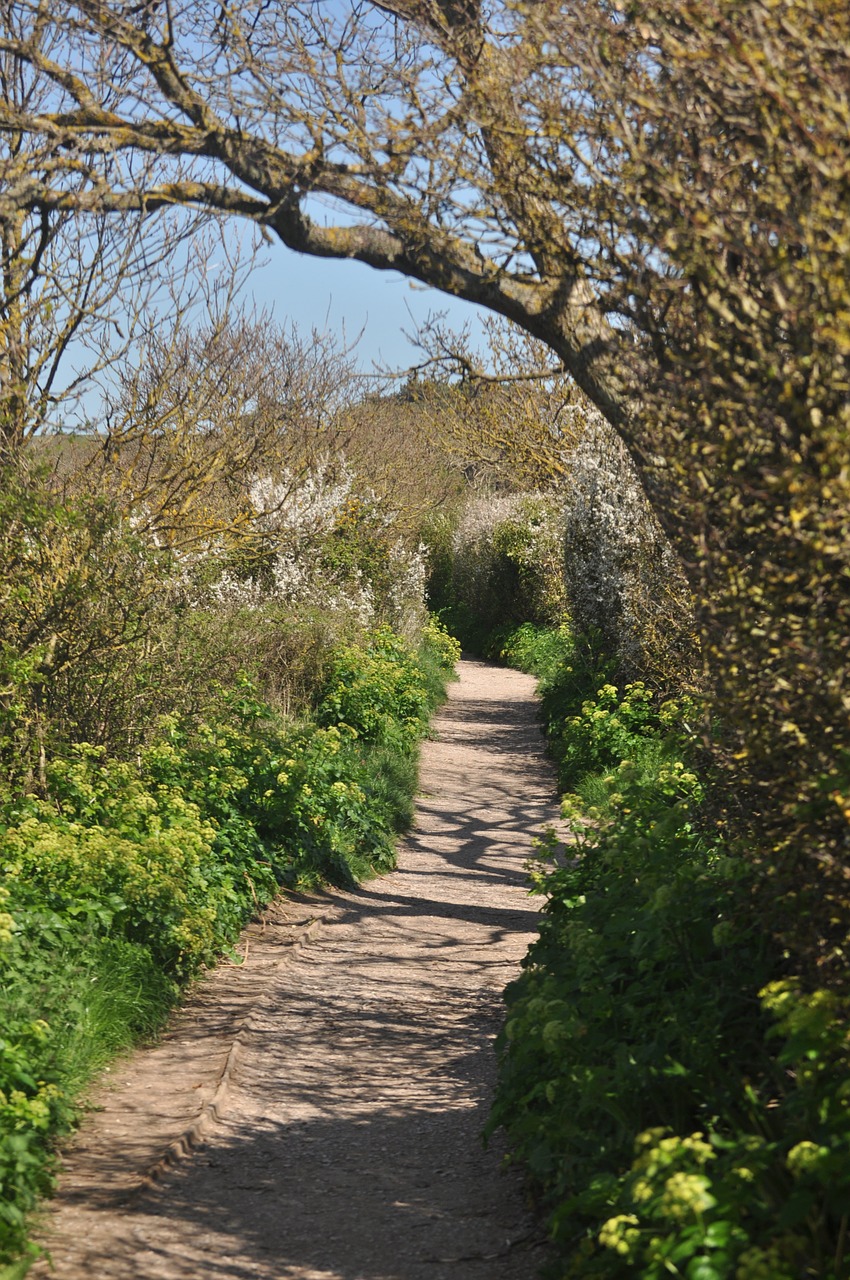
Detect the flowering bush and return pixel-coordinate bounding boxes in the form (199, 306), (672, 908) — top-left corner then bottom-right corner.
(234, 465), (428, 635)
(561, 413), (697, 690)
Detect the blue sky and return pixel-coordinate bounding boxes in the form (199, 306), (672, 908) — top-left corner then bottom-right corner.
(60, 222), (492, 427)
(244, 242), (489, 375)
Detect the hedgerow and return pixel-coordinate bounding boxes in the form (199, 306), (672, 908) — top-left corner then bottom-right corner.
(488, 622), (850, 1280)
(426, 491), (568, 654)
(0, 623), (454, 1266)
(0, 447), (458, 1268)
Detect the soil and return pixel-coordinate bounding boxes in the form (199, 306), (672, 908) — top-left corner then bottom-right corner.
(32, 657), (565, 1280)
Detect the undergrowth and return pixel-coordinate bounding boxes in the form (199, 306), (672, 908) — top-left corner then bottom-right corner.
(0, 617), (459, 1268)
(488, 622), (850, 1280)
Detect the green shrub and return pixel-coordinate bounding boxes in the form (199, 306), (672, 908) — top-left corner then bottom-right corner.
(315, 626), (432, 750)
(550, 979), (850, 1279)
(490, 645), (850, 1278)
(0, 621), (450, 1265)
(426, 493), (568, 651)
(0, 890), (176, 1266)
(490, 707), (768, 1221)
(497, 622), (572, 685)
(421, 614), (462, 674)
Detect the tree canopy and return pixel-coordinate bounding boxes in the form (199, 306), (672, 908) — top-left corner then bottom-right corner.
(0, 1), (845, 439)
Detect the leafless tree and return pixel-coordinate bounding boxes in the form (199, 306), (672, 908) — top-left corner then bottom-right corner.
(0, 0), (633, 431)
(89, 307), (364, 548)
(0, 3), (238, 451)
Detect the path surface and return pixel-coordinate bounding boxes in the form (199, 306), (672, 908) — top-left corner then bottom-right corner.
(33, 659), (562, 1280)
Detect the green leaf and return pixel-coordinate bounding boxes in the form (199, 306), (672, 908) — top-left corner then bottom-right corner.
(686, 1258), (724, 1280)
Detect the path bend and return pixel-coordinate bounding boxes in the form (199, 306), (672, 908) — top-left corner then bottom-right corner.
(33, 658), (562, 1280)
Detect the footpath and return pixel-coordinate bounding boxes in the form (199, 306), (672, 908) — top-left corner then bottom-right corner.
(33, 658), (562, 1280)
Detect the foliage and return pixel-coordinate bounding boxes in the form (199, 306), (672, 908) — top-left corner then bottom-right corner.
(420, 614), (462, 676)
(0, 438), (452, 1265)
(491, 631), (850, 1278)
(550, 681), (700, 795)
(0, 908), (175, 1265)
(548, 978), (850, 1280)
(2, 0), (849, 990)
(97, 315), (359, 539)
(316, 626), (431, 749)
(0, 618), (448, 1264)
(427, 492), (569, 653)
(497, 623), (572, 689)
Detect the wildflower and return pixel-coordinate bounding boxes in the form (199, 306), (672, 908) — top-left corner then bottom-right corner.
(786, 1141), (829, 1178)
(659, 1172), (716, 1220)
(598, 1214), (641, 1258)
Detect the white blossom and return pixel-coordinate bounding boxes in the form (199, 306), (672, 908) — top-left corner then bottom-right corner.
(562, 410), (694, 681)
(249, 462), (354, 540)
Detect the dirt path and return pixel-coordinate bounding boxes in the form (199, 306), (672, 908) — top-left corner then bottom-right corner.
(33, 658), (562, 1280)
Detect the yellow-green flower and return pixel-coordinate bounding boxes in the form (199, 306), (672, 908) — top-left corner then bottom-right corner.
(658, 1172), (716, 1220)
(786, 1140), (829, 1178)
(598, 1214), (641, 1258)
